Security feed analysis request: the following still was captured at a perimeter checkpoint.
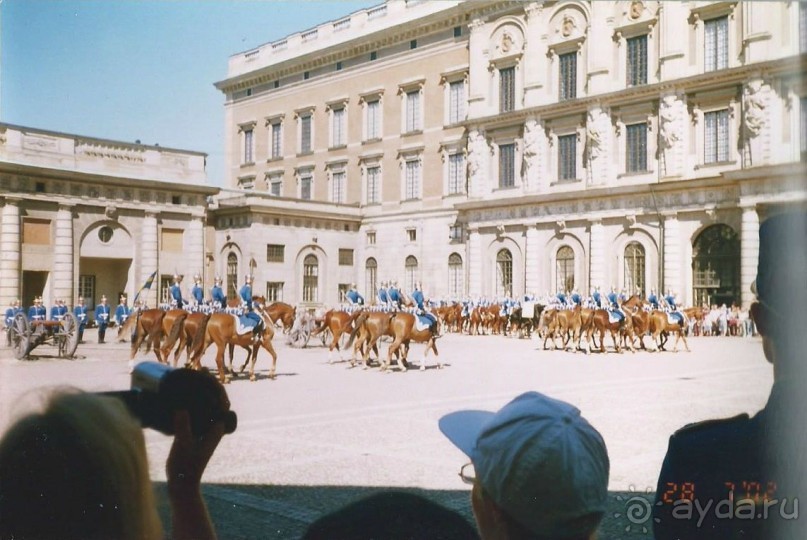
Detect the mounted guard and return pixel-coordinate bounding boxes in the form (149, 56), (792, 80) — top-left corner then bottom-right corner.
(345, 283), (364, 307)
(210, 275), (226, 310)
(387, 281), (402, 310)
(607, 287), (625, 323)
(169, 274), (185, 308)
(191, 274), (204, 308)
(239, 274), (264, 344)
(377, 281), (390, 311)
(411, 282), (440, 338)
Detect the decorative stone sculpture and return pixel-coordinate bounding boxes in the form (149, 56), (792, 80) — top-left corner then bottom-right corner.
(659, 94), (683, 150)
(743, 80), (766, 138)
(467, 129), (490, 196)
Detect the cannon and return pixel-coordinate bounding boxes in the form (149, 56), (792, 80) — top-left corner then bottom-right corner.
(8, 312), (80, 360)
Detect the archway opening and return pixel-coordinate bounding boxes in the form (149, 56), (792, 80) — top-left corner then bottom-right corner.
(692, 224), (740, 306)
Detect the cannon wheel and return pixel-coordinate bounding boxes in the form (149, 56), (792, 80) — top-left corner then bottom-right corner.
(11, 313), (31, 360)
(289, 325), (310, 348)
(58, 312), (79, 358)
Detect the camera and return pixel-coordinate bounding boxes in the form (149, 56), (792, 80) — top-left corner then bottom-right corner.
(103, 362), (237, 436)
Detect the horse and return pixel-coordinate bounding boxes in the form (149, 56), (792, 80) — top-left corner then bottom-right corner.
(190, 299), (278, 382)
(622, 295), (651, 351)
(125, 308), (187, 367)
(311, 309), (360, 363)
(345, 311), (394, 369)
(648, 309), (691, 352)
(265, 301), (296, 333)
(588, 308), (636, 353)
(385, 312), (442, 372)
(171, 311), (208, 367)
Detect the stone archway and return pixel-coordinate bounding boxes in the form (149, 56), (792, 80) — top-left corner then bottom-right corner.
(692, 224), (740, 306)
(79, 221), (134, 312)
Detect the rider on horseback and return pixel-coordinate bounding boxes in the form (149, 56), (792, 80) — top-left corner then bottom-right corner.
(345, 283), (364, 307)
(387, 281), (402, 310)
(377, 281), (389, 311)
(648, 288), (660, 310)
(607, 286), (625, 322)
(411, 283), (440, 337)
(191, 274), (204, 309)
(210, 275), (226, 310)
(239, 275), (264, 344)
(169, 274), (184, 308)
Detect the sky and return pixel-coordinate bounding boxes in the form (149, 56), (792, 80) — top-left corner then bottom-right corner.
(1, 0), (378, 186)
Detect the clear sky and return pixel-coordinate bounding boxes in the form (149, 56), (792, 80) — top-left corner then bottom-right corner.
(1, 0), (377, 186)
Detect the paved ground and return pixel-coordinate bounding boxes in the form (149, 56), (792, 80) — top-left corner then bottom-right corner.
(0, 329), (772, 539)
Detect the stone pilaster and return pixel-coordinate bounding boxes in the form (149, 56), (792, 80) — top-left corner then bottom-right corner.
(740, 205), (760, 309)
(522, 4), (545, 107)
(589, 219), (605, 291)
(53, 204), (74, 304)
(525, 224), (539, 295)
(658, 2), (687, 81)
(141, 211), (159, 307)
(467, 18), (488, 119)
(662, 213), (682, 296)
(0, 198), (21, 307)
(468, 226), (481, 297)
(187, 215), (205, 282)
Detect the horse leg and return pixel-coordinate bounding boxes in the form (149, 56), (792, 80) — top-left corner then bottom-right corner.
(681, 329), (691, 352)
(215, 343), (228, 384)
(172, 334), (185, 368)
(262, 340), (278, 380)
(239, 344), (251, 373)
(432, 339), (441, 369)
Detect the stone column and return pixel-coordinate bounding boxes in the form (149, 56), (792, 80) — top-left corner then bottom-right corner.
(141, 211), (159, 307)
(589, 219), (605, 291)
(467, 18), (488, 119)
(53, 205), (74, 305)
(522, 4), (545, 107)
(662, 213), (682, 296)
(187, 214), (205, 281)
(468, 226), (482, 297)
(0, 198), (21, 307)
(525, 224), (540, 295)
(740, 205), (760, 309)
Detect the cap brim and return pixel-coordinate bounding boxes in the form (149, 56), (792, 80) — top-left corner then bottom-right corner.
(439, 410), (494, 458)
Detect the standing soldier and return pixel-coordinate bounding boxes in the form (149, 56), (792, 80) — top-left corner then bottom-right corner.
(95, 295), (111, 344)
(28, 297), (46, 322)
(239, 275), (263, 343)
(191, 274), (204, 306)
(345, 284), (364, 306)
(115, 295), (131, 327)
(50, 298), (68, 322)
(210, 276), (226, 310)
(5, 299), (22, 346)
(73, 296), (88, 344)
(170, 275), (184, 308)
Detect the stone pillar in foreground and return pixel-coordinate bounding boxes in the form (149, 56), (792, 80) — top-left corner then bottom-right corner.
(0, 198), (21, 307)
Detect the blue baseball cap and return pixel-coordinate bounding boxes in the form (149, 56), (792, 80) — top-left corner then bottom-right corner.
(753, 211), (807, 307)
(439, 392), (609, 539)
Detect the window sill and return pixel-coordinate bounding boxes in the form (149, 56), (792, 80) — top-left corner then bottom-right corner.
(240, 162), (255, 168)
(551, 178), (582, 186)
(363, 202), (382, 207)
(402, 198), (421, 203)
(297, 151), (314, 158)
(401, 130), (423, 138)
(329, 144), (347, 151)
(362, 138), (382, 145)
(266, 157), (283, 163)
(695, 160), (736, 170)
(444, 191), (466, 198)
(493, 185), (518, 192)
(618, 170), (654, 179)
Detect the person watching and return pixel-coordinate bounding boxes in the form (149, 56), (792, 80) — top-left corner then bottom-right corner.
(439, 391), (609, 540)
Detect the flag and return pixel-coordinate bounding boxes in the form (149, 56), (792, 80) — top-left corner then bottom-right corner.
(133, 270), (158, 304)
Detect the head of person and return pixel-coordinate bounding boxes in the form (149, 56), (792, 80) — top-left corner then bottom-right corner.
(120, 295), (127, 305)
(214, 275), (222, 285)
(0, 391), (162, 540)
(750, 210), (807, 374)
(77, 296), (84, 305)
(244, 274), (254, 285)
(101, 295), (107, 304)
(34, 296), (42, 306)
(194, 274), (201, 284)
(12, 299), (19, 308)
(440, 392), (609, 540)
(174, 274), (183, 284)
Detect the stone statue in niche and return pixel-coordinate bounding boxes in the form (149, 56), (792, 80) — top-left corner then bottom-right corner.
(659, 94), (682, 150)
(467, 130), (489, 178)
(586, 109), (608, 161)
(743, 80), (766, 138)
(630, 1), (644, 20)
(522, 119), (540, 184)
(561, 15), (576, 37)
(500, 30), (513, 54)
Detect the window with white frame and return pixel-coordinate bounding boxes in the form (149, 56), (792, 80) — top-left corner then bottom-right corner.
(704, 109), (729, 163)
(238, 175), (255, 190)
(366, 231), (376, 245)
(559, 52), (577, 101)
(300, 113), (313, 154)
(558, 134), (577, 180)
(404, 158), (421, 200)
(626, 35), (647, 87)
(405, 90), (421, 133)
(624, 242), (645, 295)
(704, 16), (728, 72)
(366, 99), (381, 140)
(300, 170), (313, 200)
(268, 173), (282, 196)
(556, 246), (575, 292)
(498, 143), (516, 188)
(448, 253), (463, 297)
(626, 123), (647, 173)
(331, 170), (346, 203)
(270, 122), (282, 159)
(449, 80), (465, 124)
(405, 256), (418, 292)
(266, 282), (284, 302)
(448, 153), (465, 194)
(449, 224), (463, 242)
(79, 275), (96, 308)
(366, 165), (380, 204)
(331, 107), (346, 148)
(303, 254), (319, 303)
(496, 249), (513, 297)
(365, 258), (377, 296)
(499, 67), (515, 113)
(243, 128), (254, 163)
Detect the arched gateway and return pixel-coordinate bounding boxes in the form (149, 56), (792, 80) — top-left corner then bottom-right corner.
(692, 224), (740, 306)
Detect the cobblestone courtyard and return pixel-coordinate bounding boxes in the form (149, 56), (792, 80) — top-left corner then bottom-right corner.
(0, 331), (772, 539)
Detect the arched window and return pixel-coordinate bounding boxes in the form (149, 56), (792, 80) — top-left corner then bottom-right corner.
(405, 256), (418, 292)
(693, 224), (740, 306)
(624, 242), (646, 295)
(365, 258), (377, 298)
(556, 246), (574, 292)
(303, 254), (319, 303)
(448, 253), (463, 298)
(496, 249), (513, 297)
(226, 253), (238, 301)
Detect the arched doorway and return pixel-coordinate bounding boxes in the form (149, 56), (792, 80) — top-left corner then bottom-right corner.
(365, 257), (377, 298)
(303, 254), (319, 302)
(624, 242), (646, 295)
(556, 246), (574, 293)
(226, 253), (238, 301)
(496, 249), (512, 297)
(448, 253), (463, 297)
(405, 256), (418, 292)
(692, 224), (740, 306)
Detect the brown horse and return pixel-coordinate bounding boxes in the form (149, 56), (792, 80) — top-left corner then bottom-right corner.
(266, 301), (296, 333)
(385, 312), (441, 372)
(622, 295), (650, 351)
(648, 310), (691, 352)
(345, 311), (394, 369)
(191, 302), (278, 382)
(125, 309), (187, 367)
(311, 309), (359, 363)
(588, 309), (636, 353)
(171, 311), (208, 367)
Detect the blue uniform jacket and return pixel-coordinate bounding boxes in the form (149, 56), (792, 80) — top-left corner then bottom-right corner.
(5, 307), (21, 326)
(50, 305), (68, 321)
(346, 290), (364, 305)
(28, 305), (47, 321)
(411, 290), (425, 311)
(73, 305), (88, 325)
(211, 286), (226, 305)
(95, 304), (111, 325)
(239, 284), (253, 310)
(388, 288), (401, 304)
(377, 288), (389, 304)
(191, 285), (204, 304)
(170, 284), (183, 305)
(115, 304), (131, 325)
(665, 295), (676, 309)
(648, 294), (658, 308)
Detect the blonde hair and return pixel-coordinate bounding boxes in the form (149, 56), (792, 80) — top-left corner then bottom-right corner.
(0, 390), (162, 540)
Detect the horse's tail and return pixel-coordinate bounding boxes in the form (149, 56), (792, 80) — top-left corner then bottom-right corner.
(190, 313), (212, 363)
(346, 312), (369, 348)
(130, 310), (143, 357)
(145, 311), (167, 349)
(310, 310), (330, 336)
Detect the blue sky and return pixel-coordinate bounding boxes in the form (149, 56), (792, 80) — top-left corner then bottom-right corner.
(1, 0), (377, 185)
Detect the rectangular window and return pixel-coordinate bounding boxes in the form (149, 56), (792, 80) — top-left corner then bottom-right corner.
(271, 123), (282, 159)
(300, 115), (312, 154)
(338, 283), (351, 302)
(704, 109), (729, 163)
(499, 67), (515, 113)
(160, 228), (183, 252)
(332, 108), (345, 147)
(160, 275), (173, 305)
(366, 166), (380, 204)
(407, 229), (417, 242)
(705, 16), (728, 72)
(366, 100), (380, 140)
(405, 159), (420, 200)
(449, 225), (463, 242)
(498, 143), (516, 188)
(22, 218), (51, 245)
(243, 129), (254, 163)
(270, 176), (282, 196)
(267, 244), (284, 263)
(449, 80), (465, 124)
(626, 123), (648, 173)
(626, 35), (647, 87)
(448, 153), (465, 194)
(367, 231), (376, 245)
(558, 134), (577, 180)
(301, 173), (312, 200)
(338, 249), (354, 266)
(78, 275), (96, 308)
(331, 171), (345, 203)
(266, 282), (284, 302)
(405, 90), (421, 132)
(559, 52), (577, 101)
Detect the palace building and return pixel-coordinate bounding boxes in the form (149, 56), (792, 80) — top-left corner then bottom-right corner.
(214, 0), (807, 309)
